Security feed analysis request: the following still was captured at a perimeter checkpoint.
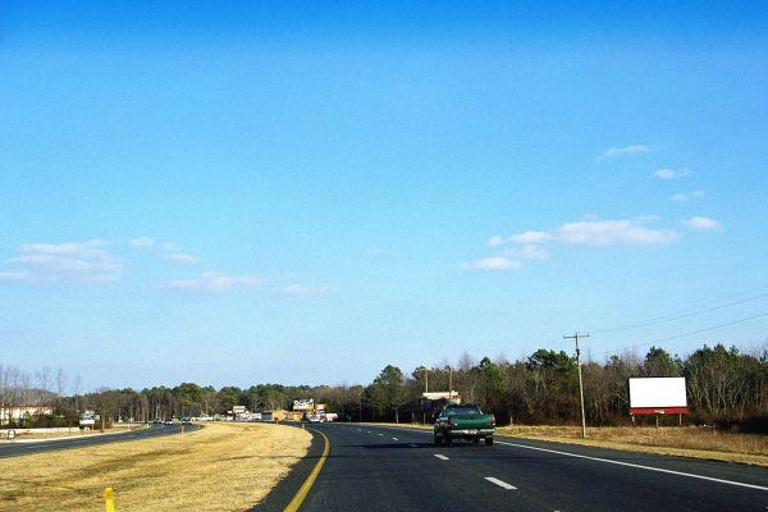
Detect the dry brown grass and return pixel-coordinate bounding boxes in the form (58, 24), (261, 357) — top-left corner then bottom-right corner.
(365, 422), (768, 466)
(496, 425), (768, 466)
(0, 422), (311, 512)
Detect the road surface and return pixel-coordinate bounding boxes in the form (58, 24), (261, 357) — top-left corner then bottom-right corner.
(286, 423), (768, 512)
(0, 424), (198, 458)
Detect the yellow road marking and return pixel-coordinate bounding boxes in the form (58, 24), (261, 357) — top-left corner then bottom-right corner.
(284, 429), (330, 512)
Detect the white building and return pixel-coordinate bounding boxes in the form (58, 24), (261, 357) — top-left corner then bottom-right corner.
(0, 405), (54, 424)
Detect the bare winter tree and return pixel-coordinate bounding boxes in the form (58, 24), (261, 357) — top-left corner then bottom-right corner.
(72, 375), (82, 412)
(458, 352), (476, 402)
(36, 366), (52, 405)
(55, 367), (67, 403)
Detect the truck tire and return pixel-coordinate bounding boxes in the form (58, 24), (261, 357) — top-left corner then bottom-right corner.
(434, 435), (441, 447)
(472, 437), (480, 445)
(444, 435), (453, 447)
(485, 436), (494, 446)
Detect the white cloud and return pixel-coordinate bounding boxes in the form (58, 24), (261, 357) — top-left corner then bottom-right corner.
(164, 272), (268, 292)
(0, 271), (34, 283)
(671, 190), (706, 203)
(683, 216), (723, 231)
(1, 240), (123, 283)
(505, 245), (550, 260)
(161, 241), (178, 252)
(490, 231), (551, 247)
(132, 238), (199, 265)
(495, 218), (679, 250)
(654, 167), (690, 180)
(463, 257), (522, 271)
(556, 219), (679, 246)
(511, 230), (550, 244)
(597, 144), (653, 161)
(279, 284), (338, 298)
(162, 252), (200, 265)
(488, 236), (507, 248)
(130, 237), (156, 248)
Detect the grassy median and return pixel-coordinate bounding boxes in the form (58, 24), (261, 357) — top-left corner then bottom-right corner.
(0, 422), (311, 512)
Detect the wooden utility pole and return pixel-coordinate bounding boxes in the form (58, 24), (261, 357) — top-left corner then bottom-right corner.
(564, 332), (590, 439)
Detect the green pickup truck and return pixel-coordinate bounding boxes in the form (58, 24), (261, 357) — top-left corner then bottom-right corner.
(433, 404), (495, 446)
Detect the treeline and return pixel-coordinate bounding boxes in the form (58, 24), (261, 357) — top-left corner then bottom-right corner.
(364, 344), (768, 429)
(2, 343), (767, 430)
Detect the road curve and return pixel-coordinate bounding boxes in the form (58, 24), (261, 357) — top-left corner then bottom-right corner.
(292, 423), (767, 512)
(0, 424), (199, 459)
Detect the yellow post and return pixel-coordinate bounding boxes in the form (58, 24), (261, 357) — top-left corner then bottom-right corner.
(104, 487), (116, 512)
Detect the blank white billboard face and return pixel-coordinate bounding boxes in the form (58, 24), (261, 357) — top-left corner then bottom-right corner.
(629, 377), (687, 408)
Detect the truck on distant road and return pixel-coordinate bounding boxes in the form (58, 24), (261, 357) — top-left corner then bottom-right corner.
(433, 404), (495, 446)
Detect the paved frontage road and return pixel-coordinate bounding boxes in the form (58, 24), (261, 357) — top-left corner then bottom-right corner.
(0, 424), (197, 458)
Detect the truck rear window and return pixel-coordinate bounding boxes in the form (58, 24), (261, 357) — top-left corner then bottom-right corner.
(445, 405), (482, 415)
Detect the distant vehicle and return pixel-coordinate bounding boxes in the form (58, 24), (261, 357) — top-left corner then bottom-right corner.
(181, 417), (192, 424)
(163, 419), (174, 425)
(433, 404), (495, 446)
(307, 414), (323, 423)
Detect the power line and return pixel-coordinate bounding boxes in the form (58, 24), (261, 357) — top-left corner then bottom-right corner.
(594, 292), (768, 334)
(601, 311), (768, 356)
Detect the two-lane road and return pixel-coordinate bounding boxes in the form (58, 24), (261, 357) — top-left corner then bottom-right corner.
(299, 423), (768, 512)
(0, 424), (197, 458)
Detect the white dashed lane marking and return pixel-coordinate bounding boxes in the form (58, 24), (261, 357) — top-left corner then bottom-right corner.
(484, 476), (517, 490)
(409, 443), (418, 448)
(392, 437), (399, 441)
(433, 454), (450, 461)
(497, 441), (768, 492)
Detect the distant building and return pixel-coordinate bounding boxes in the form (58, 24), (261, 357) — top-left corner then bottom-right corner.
(0, 405), (54, 424)
(422, 391), (461, 404)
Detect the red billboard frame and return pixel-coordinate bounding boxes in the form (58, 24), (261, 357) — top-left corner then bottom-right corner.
(630, 407), (688, 416)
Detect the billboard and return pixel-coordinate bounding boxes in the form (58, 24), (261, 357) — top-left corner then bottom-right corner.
(293, 399), (314, 411)
(628, 377), (688, 415)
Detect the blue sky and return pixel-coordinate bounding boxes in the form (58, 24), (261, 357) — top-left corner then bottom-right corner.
(1, 2), (767, 390)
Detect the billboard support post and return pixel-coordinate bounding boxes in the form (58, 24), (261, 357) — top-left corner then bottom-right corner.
(564, 331), (589, 439)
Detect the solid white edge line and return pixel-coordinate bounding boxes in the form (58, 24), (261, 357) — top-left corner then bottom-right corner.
(362, 426), (767, 493)
(433, 453), (450, 461)
(496, 441), (768, 492)
(484, 476), (517, 490)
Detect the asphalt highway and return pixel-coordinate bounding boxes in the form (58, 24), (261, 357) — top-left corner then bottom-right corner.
(0, 424), (197, 458)
(297, 423), (768, 512)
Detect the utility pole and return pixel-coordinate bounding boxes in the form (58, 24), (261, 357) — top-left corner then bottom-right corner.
(424, 368), (429, 393)
(447, 365), (453, 403)
(564, 332), (590, 439)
